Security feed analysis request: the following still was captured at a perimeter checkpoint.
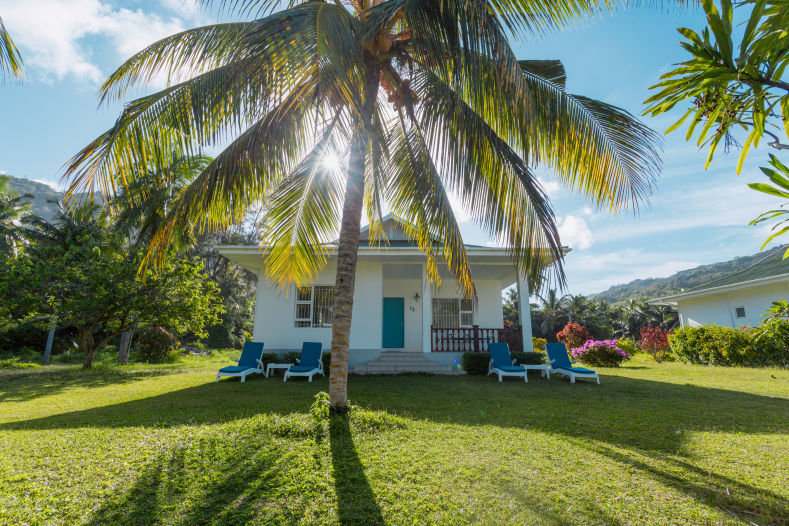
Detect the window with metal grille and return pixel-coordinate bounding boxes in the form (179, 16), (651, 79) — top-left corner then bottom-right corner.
(735, 306), (746, 318)
(294, 286), (335, 327)
(432, 298), (474, 328)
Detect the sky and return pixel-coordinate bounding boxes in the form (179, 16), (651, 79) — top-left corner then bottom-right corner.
(0, 0), (783, 296)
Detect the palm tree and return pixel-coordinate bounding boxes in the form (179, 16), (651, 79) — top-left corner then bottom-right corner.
(0, 17), (23, 79)
(0, 175), (33, 256)
(537, 289), (569, 339)
(63, 0), (662, 411)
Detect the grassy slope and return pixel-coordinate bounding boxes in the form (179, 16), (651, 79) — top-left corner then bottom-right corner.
(0, 355), (787, 525)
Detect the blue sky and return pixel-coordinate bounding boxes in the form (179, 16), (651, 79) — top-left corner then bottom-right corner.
(0, 1), (782, 296)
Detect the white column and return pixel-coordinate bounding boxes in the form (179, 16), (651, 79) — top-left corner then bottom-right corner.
(421, 264), (432, 353)
(516, 275), (533, 352)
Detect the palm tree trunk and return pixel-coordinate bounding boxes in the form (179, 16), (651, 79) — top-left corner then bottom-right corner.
(329, 58), (380, 412)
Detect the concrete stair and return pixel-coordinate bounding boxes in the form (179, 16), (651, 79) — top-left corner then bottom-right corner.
(353, 351), (462, 375)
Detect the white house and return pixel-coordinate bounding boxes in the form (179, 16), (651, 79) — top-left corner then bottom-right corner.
(218, 216), (539, 372)
(649, 247), (789, 328)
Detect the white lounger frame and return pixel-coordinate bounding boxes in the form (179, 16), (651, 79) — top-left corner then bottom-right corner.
(488, 358), (528, 383)
(548, 359), (600, 384)
(283, 356), (325, 382)
(215, 359), (265, 383)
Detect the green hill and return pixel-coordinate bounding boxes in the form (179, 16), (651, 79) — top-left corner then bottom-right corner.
(590, 246), (789, 303)
(4, 175), (101, 221)
(4, 176), (63, 220)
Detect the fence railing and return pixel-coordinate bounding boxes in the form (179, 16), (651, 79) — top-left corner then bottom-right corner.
(430, 325), (523, 352)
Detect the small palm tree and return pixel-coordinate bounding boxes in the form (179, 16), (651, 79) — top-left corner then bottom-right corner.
(0, 17), (23, 79)
(537, 289), (569, 339)
(0, 175), (33, 256)
(63, 0), (662, 411)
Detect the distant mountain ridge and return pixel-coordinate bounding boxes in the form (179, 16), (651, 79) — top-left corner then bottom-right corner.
(590, 246), (789, 303)
(4, 175), (101, 221)
(4, 176), (63, 221)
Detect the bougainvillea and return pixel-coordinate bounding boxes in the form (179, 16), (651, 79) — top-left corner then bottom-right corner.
(556, 322), (590, 350)
(571, 339), (630, 367)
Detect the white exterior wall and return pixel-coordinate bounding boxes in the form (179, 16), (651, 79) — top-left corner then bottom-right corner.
(253, 270), (505, 352)
(678, 281), (789, 328)
(253, 260), (383, 351)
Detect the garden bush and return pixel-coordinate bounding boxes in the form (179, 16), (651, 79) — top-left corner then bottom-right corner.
(136, 327), (175, 363)
(556, 322), (589, 350)
(462, 351), (544, 374)
(616, 338), (640, 356)
(746, 318), (789, 367)
(531, 337), (547, 352)
(669, 325), (749, 366)
(571, 340), (630, 367)
(640, 325), (672, 362)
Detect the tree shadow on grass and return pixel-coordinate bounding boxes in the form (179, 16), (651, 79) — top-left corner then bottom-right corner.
(85, 422), (310, 525)
(330, 414), (385, 525)
(0, 366), (185, 403)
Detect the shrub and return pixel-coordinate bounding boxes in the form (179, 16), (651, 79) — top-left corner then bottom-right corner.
(462, 351), (545, 374)
(639, 325), (672, 363)
(616, 338), (640, 356)
(669, 325), (749, 366)
(571, 340), (630, 367)
(556, 323), (590, 350)
(462, 353), (490, 375)
(747, 318), (789, 367)
(531, 337), (547, 352)
(136, 327), (175, 363)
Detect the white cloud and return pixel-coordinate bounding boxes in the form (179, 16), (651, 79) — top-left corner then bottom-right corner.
(558, 215), (593, 250)
(160, 0), (200, 18)
(537, 176), (561, 198)
(0, 0), (185, 83)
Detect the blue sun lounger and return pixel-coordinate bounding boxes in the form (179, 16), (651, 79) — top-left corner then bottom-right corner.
(283, 342), (324, 382)
(215, 341), (265, 383)
(488, 342), (528, 382)
(545, 343), (600, 384)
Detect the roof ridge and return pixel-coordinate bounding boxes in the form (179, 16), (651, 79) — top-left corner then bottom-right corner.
(687, 245), (787, 292)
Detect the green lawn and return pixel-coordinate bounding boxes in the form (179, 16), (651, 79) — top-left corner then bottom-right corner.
(1, 354), (787, 525)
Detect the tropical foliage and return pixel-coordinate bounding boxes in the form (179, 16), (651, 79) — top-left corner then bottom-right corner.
(0, 175), (33, 256)
(61, 0), (664, 410)
(749, 154), (789, 257)
(645, 0), (789, 250)
(556, 322), (590, 350)
(0, 200), (223, 368)
(639, 324), (672, 363)
(0, 16), (23, 80)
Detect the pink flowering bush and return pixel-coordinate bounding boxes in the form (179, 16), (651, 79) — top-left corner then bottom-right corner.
(571, 339), (631, 368)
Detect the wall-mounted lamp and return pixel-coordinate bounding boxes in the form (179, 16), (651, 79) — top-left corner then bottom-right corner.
(414, 292), (421, 302)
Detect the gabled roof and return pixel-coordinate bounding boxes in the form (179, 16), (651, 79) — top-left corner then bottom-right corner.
(649, 247), (789, 304)
(349, 214), (486, 248)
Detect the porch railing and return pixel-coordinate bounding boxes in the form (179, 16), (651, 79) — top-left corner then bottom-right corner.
(430, 325), (523, 352)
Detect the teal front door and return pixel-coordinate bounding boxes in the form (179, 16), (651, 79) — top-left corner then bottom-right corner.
(382, 297), (405, 348)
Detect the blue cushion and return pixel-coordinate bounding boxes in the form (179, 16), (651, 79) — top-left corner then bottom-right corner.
(299, 342), (323, 368)
(237, 341), (264, 368)
(219, 365), (255, 373)
(488, 342), (512, 369)
(289, 365), (319, 373)
(569, 367), (596, 374)
(546, 343), (573, 369)
(495, 365), (526, 373)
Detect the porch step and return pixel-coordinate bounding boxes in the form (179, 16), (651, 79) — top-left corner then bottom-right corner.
(353, 351), (463, 375)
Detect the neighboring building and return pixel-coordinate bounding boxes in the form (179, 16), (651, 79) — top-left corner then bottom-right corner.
(649, 247), (789, 328)
(218, 216), (546, 372)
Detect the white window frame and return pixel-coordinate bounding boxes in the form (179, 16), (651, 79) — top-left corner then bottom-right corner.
(294, 285), (335, 328)
(432, 298), (474, 328)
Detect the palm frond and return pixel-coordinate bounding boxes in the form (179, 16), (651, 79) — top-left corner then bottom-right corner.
(387, 111), (476, 297)
(0, 17), (23, 80)
(414, 67), (564, 291)
(260, 119), (348, 287)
